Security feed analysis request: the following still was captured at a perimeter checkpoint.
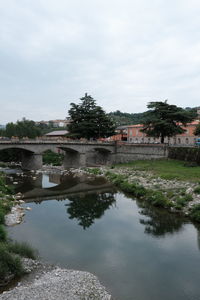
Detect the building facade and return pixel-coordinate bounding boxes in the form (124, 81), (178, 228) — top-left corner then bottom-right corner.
(127, 121), (199, 145)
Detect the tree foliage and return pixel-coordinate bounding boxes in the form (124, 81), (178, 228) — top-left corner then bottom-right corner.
(2, 118), (41, 139)
(68, 94), (115, 139)
(194, 123), (200, 136)
(141, 101), (196, 143)
(108, 110), (147, 126)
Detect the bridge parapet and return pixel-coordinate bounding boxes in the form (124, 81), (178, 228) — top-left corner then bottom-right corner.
(0, 140), (168, 169)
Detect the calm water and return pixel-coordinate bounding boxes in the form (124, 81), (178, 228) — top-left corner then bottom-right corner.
(5, 171), (200, 300)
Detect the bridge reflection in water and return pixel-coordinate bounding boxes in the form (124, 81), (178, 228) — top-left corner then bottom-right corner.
(11, 172), (116, 205)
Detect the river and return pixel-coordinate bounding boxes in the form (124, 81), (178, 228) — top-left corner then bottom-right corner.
(3, 169), (200, 300)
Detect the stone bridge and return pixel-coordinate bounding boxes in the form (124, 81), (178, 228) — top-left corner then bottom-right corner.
(0, 140), (168, 170)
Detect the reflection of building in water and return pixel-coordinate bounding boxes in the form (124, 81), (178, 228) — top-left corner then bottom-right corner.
(49, 173), (61, 184)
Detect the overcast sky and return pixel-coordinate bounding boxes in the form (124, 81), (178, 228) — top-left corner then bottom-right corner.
(0, 0), (200, 123)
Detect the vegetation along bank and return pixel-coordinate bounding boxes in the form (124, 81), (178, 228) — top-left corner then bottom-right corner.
(85, 159), (200, 223)
(0, 173), (36, 287)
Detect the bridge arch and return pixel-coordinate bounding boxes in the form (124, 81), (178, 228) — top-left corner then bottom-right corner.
(0, 147), (42, 170)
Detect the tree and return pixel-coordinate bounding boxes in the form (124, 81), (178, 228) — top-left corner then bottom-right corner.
(141, 101), (196, 143)
(68, 93), (115, 139)
(5, 118), (41, 138)
(194, 123), (200, 136)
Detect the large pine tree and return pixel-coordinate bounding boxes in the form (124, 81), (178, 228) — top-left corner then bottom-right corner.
(141, 101), (196, 143)
(68, 94), (115, 139)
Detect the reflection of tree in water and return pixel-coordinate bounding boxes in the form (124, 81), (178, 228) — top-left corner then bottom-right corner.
(137, 200), (186, 237)
(66, 192), (116, 229)
(193, 223), (200, 253)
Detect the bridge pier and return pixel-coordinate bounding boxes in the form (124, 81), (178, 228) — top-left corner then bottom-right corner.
(21, 152), (43, 170)
(63, 152), (86, 168)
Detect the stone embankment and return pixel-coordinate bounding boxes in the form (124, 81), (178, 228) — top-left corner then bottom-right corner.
(0, 259), (111, 300)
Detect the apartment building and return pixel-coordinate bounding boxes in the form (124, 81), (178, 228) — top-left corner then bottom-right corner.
(127, 121), (199, 145)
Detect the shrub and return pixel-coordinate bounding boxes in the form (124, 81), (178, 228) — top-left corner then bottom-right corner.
(0, 225), (7, 242)
(85, 168), (102, 175)
(183, 194), (193, 202)
(189, 204), (200, 222)
(43, 150), (64, 166)
(194, 186), (200, 194)
(0, 209), (5, 224)
(7, 241), (37, 260)
(174, 194), (193, 210)
(147, 190), (172, 208)
(0, 244), (24, 281)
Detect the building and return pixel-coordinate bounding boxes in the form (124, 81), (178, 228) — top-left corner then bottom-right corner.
(44, 130), (69, 139)
(36, 119), (71, 128)
(127, 121), (200, 145)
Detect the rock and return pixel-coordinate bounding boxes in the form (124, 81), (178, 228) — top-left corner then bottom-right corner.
(19, 200), (25, 204)
(26, 207), (32, 211)
(186, 187), (193, 194)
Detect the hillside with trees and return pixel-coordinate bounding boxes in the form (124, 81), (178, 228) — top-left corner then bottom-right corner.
(108, 110), (146, 126)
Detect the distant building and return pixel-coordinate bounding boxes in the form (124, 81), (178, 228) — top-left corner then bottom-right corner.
(36, 119), (71, 128)
(44, 130), (69, 139)
(127, 121), (200, 145)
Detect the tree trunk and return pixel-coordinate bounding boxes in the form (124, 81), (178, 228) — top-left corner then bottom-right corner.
(161, 135), (165, 143)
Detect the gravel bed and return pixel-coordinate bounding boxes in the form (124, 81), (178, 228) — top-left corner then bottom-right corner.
(0, 259), (112, 300)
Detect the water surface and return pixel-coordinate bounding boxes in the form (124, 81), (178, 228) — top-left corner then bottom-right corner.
(6, 172), (200, 300)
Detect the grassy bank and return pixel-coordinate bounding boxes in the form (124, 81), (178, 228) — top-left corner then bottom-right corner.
(0, 173), (36, 286)
(85, 159), (200, 223)
(114, 159), (200, 182)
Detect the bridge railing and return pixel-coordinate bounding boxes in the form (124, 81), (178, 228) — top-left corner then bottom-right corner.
(0, 138), (115, 145)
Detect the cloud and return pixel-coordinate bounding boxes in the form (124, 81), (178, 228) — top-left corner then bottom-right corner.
(0, 0), (200, 123)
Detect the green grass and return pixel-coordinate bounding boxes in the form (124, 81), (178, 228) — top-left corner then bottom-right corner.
(115, 159), (200, 182)
(7, 241), (37, 260)
(105, 171), (173, 209)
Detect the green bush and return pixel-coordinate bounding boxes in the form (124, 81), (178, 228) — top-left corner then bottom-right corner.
(43, 150), (64, 166)
(0, 225), (7, 242)
(0, 209), (5, 224)
(174, 194), (193, 210)
(85, 168), (102, 175)
(189, 204), (200, 222)
(0, 244), (24, 281)
(147, 190), (172, 208)
(7, 241), (37, 260)
(194, 186), (200, 194)
(0, 176), (13, 194)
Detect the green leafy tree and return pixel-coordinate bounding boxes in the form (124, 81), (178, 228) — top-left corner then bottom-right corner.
(141, 101), (196, 143)
(68, 93), (115, 139)
(5, 118), (41, 138)
(194, 123), (200, 136)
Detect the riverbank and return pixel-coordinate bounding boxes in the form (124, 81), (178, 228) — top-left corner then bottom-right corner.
(85, 159), (200, 222)
(1, 169), (113, 299)
(0, 259), (112, 300)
